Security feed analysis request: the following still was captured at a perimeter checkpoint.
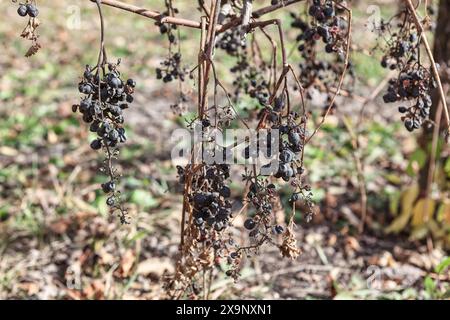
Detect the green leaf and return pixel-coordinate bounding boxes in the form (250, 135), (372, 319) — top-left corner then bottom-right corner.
(94, 195), (109, 216)
(406, 149), (426, 177)
(424, 276), (436, 296)
(389, 190), (401, 216)
(409, 225), (429, 241)
(311, 188), (326, 202)
(385, 173), (402, 185)
(435, 257), (450, 275)
(130, 189), (159, 209)
(444, 158), (450, 177)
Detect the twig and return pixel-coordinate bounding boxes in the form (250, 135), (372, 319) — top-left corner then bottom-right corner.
(342, 117), (367, 234)
(253, 0), (301, 18)
(90, 0), (303, 34)
(423, 85), (446, 220)
(90, 0), (202, 29)
(357, 71), (396, 124)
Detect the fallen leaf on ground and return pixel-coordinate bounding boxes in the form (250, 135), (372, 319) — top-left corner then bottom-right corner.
(136, 258), (174, 277)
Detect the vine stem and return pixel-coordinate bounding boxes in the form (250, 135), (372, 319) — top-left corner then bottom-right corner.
(403, 0), (450, 134)
(94, 0), (113, 179)
(89, 0), (303, 33)
(94, 0), (107, 70)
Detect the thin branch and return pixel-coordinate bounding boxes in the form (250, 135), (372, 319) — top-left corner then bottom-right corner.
(90, 0), (303, 34)
(90, 0), (202, 29)
(342, 116), (367, 234)
(253, 0), (302, 18)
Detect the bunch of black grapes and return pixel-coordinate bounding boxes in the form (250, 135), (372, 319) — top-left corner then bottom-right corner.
(189, 165), (233, 232)
(262, 95), (305, 182)
(73, 62), (136, 216)
(156, 52), (187, 83)
(216, 29), (246, 56)
(380, 32), (419, 70)
(293, 0), (343, 55)
(383, 66), (436, 132)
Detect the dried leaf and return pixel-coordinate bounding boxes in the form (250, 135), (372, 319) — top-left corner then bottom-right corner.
(83, 280), (105, 299)
(136, 258), (174, 277)
(49, 218), (71, 234)
(25, 43), (41, 57)
(280, 228), (301, 259)
(409, 225), (429, 241)
(118, 250), (136, 277)
(411, 198), (436, 227)
(386, 184), (419, 233)
(0, 146), (19, 156)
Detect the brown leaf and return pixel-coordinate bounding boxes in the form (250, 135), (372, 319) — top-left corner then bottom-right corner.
(136, 258), (174, 277)
(18, 282), (39, 296)
(327, 234), (337, 246)
(378, 251), (397, 268)
(118, 250), (136, 278)
(66, 289), (82, 300)
(412, 198), (436, 227)
(345, 236), (360, 251)
(83, 280), (105, 300)
(386, 184), (419, 233)
(25, 43), (41, 57)
(49, 218), (71, 234)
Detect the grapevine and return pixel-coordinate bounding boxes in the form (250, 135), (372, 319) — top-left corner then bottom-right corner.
(8, 0), (450, 300)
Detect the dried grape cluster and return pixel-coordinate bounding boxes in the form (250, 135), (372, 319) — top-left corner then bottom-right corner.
(71, 0), (137, 223)
(155, 1), (187, 85)
(266, 97), (314, 216)
(216, 28), (246, 56)
(377, 9), (437, 131)
(383, 66), (436, 132)
(291, 1), (353, 110)
(155, 1), (190, 114)
(156, 52), (187, 83)
(245, 181), (283, 234)
(301, 0), (347, 54)
(380, 32), (419, 70)
(229, 58), (271, 106)
(219, 92), (314, 266)
(73, 61), (136, 222)
(189, 165), (233, 233)
(170, 163), (243, 286)
(213, 2), (276, 109)
(12, 0), (41, 56)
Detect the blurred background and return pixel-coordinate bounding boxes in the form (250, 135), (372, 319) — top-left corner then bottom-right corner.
(0, 0), (449, 299)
